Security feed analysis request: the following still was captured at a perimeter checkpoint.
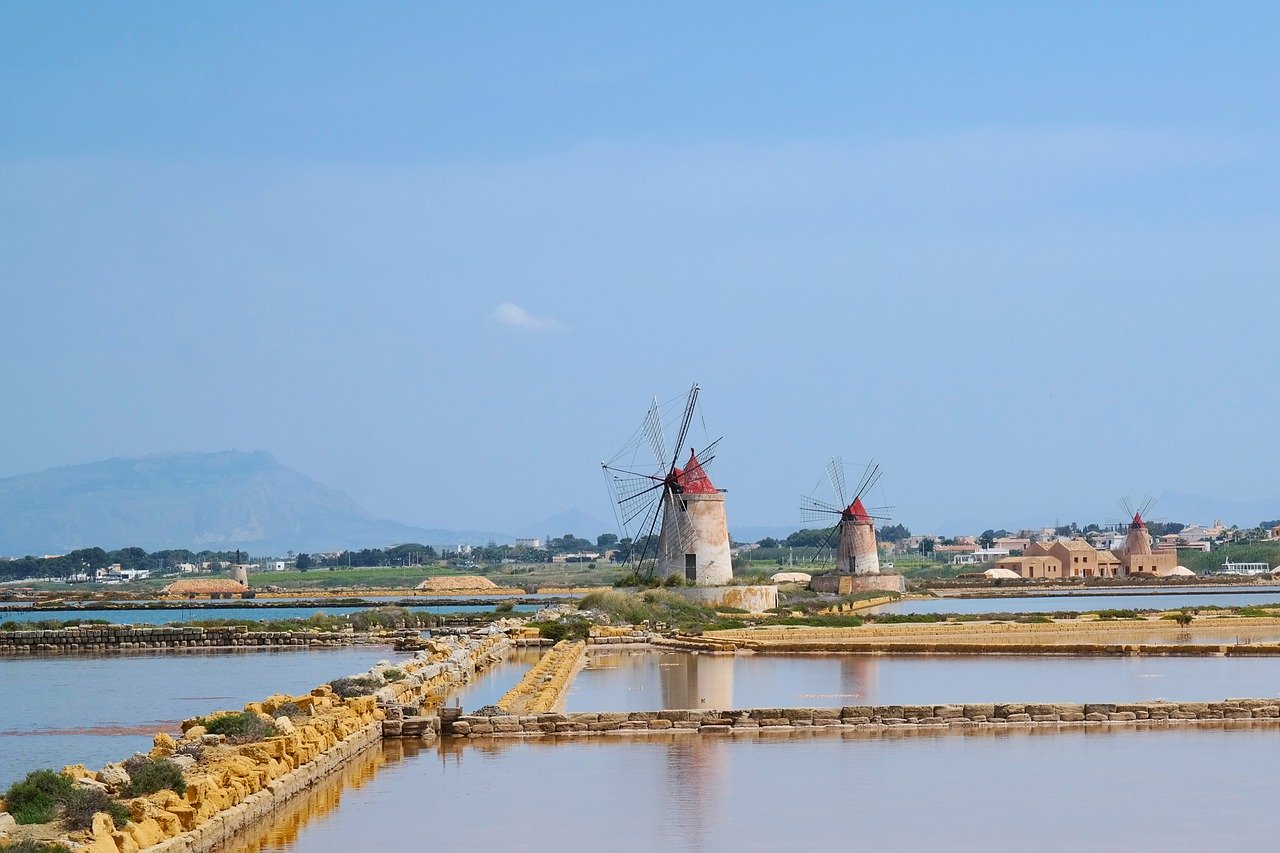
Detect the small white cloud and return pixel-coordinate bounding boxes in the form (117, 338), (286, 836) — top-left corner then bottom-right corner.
(492, 302), (563, 333)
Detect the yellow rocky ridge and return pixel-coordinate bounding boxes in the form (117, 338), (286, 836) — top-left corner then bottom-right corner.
(496, 640), (585, 714)
(78, 688), (384, 852)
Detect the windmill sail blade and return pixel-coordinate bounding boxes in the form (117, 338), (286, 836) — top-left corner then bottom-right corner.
(802, 496), (843, 513)
(852, 461), (881, 501)
(631, 489), (667, 575)
(801, 507), (841, 526)
(643, 398), (668, 471)
(804, 525), (840, 564)
(691, 436), (723, 468)
(669, 383), (700, 472)
(826, 456), (847, 507)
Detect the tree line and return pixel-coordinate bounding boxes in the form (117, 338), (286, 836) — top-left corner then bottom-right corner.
(0, 547), (253, 582)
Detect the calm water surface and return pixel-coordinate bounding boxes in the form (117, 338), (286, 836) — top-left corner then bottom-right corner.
(244, 728), (1280, 852)
(0, 647), (405, 786)
(564, 650), (1280, 711)
(445, 647), (545, 713)
(879, 589), (1280, 614)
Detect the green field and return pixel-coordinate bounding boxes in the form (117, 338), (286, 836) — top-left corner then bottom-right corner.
(248, 561), (626, 590)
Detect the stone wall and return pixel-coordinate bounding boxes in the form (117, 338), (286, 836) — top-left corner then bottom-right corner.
(379, 634), (511, 737)
(674, 585), (778, 614)
(809, 573), (906, 595)
(0, 625), (360, 653)
(444, 697), (1280, 738)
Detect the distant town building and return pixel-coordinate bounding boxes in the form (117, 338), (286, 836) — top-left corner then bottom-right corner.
(551, 551), (601, 564)
(514, 538), (542, 549)
(950, 548), (1011, 566)
(994, 515), (1186, 580)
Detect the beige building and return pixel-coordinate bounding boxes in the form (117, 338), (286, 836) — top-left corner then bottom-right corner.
(1022, 539), (1126, 579)
(995, 524), (1181, 581)
(994, 554), (1063, 579)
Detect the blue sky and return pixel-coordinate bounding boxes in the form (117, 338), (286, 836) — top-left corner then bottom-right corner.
(2, 2), (1279, 535)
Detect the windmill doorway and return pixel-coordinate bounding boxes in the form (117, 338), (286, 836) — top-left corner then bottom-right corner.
(684, 554), (697, 583)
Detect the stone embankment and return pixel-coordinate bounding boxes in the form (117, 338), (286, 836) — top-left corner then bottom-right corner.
(493, 640), (585, 714)
(444, 697), (1280, 739)
(380, 634), (510, 738)
(0, 625), (369, 654)
(0, 632), (511, 852)
(697, 618), (1280, 655)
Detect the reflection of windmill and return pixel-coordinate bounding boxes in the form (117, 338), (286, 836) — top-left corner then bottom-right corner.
(602, 383), (732, 585)
(800, 457), (892, 576)
(1118, 496), (1158, 556)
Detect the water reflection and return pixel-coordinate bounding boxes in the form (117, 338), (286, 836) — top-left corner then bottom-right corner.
(876, 590), (1280, 615)
(566, 650), (1280, 711)
(652, 737), (722, 853)
(227, 739), (428, 853)
(246, 725), (1280, 852)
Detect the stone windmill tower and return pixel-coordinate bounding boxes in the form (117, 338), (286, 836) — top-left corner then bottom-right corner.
(1119, 497), (1157, 556)
(801, 457), (891, 576)
(603, 383), (732, 586)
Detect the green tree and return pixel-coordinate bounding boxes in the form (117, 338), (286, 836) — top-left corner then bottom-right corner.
(295, 553), (313, 571)
(596, 533), (619, 549)
(877, 524), (912, 543)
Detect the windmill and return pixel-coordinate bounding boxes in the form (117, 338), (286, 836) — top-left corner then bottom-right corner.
(1117, 496), (1158, 556)
(799, 457), (893, 576)
(602, 383), (732, 586)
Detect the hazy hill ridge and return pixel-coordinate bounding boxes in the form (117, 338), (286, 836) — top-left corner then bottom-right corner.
(0, 451), (504, 556)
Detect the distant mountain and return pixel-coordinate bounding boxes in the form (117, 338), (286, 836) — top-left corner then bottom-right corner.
(0, 452), (507, 556)
(517, 509), (616, 540)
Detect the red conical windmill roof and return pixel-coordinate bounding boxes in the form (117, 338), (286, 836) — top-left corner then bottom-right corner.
(675, 449), (717, 494)
(845, 497), (872, 523)
(1130, 512), (1146, 530)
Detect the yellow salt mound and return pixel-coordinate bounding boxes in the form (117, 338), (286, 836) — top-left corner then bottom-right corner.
(415, 575), (501, 592)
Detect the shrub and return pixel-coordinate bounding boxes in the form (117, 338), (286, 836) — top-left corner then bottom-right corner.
(122, 757), (186, 797)
(612, 571), (661, 589)
(62, 788), (130, 831)
(870, 614), (943, 624)
(274, 701), (307, 719)
(493, 601), (515, 614)
(382, 668), (405, 682)
(0, 842), (76, 853)
(530, 616), (592, 642)
(200, 711), (278, 744)
(348, 606), (423, 632)
(1095, 609), (1140, 620)
(3, 769), (74, 824)
(328, 676), (382, 699)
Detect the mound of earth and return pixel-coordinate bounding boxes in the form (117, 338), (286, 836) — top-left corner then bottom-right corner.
(415, 575), (501, 592)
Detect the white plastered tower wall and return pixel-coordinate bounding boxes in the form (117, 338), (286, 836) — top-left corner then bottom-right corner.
(658, 491), (733, 586)
(837, 520), (881, 575)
